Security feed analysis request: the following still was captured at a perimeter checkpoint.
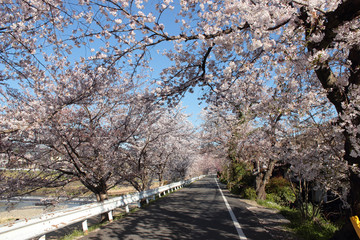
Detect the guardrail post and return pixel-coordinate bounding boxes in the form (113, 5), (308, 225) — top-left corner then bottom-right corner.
(108, 210), (113, 222)
(146, 198), (149, 204)
(0, 175), (204, 240)
(82, 220), (88, 235)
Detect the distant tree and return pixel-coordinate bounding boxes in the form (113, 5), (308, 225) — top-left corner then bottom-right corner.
(124, 106), (196, 190)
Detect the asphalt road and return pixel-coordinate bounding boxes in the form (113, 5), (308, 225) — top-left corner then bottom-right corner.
(80, 176), (293, 240)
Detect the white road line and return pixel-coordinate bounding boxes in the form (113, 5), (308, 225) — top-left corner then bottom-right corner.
(215, 178), (247, 240)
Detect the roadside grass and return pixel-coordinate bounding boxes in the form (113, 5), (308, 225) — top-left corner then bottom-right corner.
(257, 199), (340, 240)
(58, 208), (140, 240)
(256, 199), (283, 210)
(0, 218), (15, 224)
(60, 229), (83, 240)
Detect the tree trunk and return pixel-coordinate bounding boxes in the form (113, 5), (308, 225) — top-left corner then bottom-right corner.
(95, 192), (108, 202)
(80, 177), (110, 223)
(158, 172), (164, 186)
(301, 1), (360, 218)
(312, 47), (360, 239)
(256, 176), (267, 200)
(255, 159), (277, 200)
(299, 5), (360, 235)
(95, 191), (109, 223)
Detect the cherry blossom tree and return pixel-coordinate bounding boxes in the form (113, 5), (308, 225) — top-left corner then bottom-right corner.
(287, 120), (347, 220)
(152, 125), (197, 184)
(0, 63), (156, 204)
(89, 1), (358, 233)
(1, 1), (359, 236)
(0, 1), (199, 202)
(123, 105), (196, 191)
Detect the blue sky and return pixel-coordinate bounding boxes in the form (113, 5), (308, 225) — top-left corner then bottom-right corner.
(147, 44), (207, 128)
(181, 87), (207, 128)
(143, 2), (207, 128)
(149, 49), (207, 127)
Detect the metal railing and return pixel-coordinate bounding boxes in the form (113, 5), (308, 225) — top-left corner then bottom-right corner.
(0, 175), (205, 240)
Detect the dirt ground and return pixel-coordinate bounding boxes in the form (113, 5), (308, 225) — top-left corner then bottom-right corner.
(0, 205), (67, 224)
(0, 184), (140, 225)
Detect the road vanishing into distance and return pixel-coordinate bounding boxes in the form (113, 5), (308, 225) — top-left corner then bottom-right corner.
(81, 176), (295, 240)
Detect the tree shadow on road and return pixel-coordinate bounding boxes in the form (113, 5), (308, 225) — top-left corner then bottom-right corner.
(83, 184), (237, 239)
(82, 177), (297, 240)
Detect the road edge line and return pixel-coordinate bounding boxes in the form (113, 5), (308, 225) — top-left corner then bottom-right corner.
(215, 178), (247, 240)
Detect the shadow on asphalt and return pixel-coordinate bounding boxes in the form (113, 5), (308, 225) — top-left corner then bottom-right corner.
(83, 179), (237, 239)
(81, 177), (295, 240)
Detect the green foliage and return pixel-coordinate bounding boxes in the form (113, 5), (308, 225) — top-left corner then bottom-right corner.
(266, 176), (290, 190)
(257, 199), (282, 210)
(221, 166), (339, 240)
(59, 230), (83, 240)
(280, 207), (339, 240)
(219, 177), (227, 184)
(256, 177), (339, 240)
(266, 177), (295, 206)
(58, 208), (138, 240)
(243, 187), (257, 200)
(265, 193), (282, 204)
(228, 183), (242, 195)
(220, 161), (255, 196)
(239, 171), (255, 189)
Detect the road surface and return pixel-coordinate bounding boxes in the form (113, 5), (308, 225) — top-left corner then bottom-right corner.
(81, 176), (295, 240)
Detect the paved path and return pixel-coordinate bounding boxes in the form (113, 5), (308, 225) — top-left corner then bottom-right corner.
(81, 176), (295, 240)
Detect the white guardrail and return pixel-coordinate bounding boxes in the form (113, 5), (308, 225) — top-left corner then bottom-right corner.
(0, 175), (205, 240)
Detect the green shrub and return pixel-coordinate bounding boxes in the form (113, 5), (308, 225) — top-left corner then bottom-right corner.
(243, 187), (257, 200)
(240, 171), (256, 188)
(257, 199), (282, 210)
(266, 176), (290, 189)
(227, 182), (242, 195)
(220, 161), (255, 196)
(219, 177), (227, 184)
(265, 193), (281, 203)
(266, 177), (295, 206)
(280, 207), (339, 240)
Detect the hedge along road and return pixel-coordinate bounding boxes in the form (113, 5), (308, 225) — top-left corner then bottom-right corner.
(81, 176), (291, 240)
